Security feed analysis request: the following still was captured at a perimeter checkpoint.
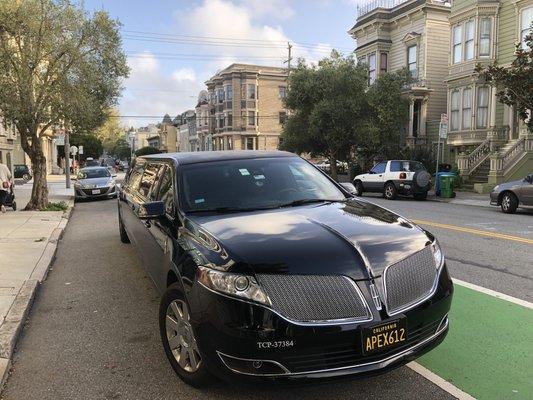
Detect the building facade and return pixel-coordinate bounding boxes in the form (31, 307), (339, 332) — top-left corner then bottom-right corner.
(195, 90), (211, 151)
(350, 0), (452, 149)
(132, 124), (158, 152)
(0, 116), (16, 172)
(205, 63), (288, 151)
(447, 0), (533, 190)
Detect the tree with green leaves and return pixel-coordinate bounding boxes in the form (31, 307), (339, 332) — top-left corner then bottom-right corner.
(70, 133), (103, 160)
(0, 0), (129, 209)
(135, 146), (162, 157)
(110, 137), (131, 160)
(476, 30), (533, 131)
(280, 52), (369, 180)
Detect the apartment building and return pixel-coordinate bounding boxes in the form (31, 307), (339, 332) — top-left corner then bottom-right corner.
(0, 116), (16, 172)
(131, 124), (158, 152)
(349, 0), (452, 149)
(205, 63), (288, 151)
(175, 110), (195, 152)
(446, 0), (533, 190)
(195, 90), (211, 151)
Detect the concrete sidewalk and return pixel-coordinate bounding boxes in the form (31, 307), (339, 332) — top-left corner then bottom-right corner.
(429, 190), (489, 208)
(0, 176), (74, 384)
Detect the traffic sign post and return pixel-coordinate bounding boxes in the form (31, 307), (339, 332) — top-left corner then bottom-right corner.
(434, 115), (448, 194)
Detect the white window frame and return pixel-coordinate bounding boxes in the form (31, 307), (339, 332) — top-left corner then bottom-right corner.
(520, 6), (533, 49)
(407, 45), (417, 78)
(453, 24), (463, 64)
(465, 20), (475, 61)
(450, 89), (461, 131)
(479, 17), (492, 57)
(462, 88), (472, 130)
(368, 53), (376, 84)
(476, 86), (490, 129)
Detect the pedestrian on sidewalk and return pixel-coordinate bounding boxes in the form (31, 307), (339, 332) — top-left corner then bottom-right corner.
(0, 162), (13, 213)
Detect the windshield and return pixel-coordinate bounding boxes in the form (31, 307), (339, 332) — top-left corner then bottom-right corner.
(179, 157), (346, 212)
(78, 168), (111, 179)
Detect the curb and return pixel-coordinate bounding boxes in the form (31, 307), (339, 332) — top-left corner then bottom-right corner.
(0, 204), (74, 388)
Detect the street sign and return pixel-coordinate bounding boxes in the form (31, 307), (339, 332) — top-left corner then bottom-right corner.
(70, 145), (78, 155)
(439, 122), (448, 139)
(79, 146), (84, 155)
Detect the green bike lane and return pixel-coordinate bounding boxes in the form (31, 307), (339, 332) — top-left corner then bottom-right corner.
(417, 283), (533, 400)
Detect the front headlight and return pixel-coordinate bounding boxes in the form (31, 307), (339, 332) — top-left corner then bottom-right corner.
(431, 240), (444, 269)
(197, 266), (271, 306)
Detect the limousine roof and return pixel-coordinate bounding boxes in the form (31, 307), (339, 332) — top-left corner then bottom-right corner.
(140, 150), (296, 165)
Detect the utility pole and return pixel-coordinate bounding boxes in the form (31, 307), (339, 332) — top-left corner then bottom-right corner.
(284, 42), (293, 72)
(64, 125), (71, 189)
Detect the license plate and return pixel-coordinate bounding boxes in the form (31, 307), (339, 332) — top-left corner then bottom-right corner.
(362, 319), (407, 355)
(91, 189), (100, 194)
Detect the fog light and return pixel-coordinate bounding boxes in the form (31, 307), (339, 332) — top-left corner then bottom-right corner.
(217, 352), (289, 376)
(234, 276), (250, 291)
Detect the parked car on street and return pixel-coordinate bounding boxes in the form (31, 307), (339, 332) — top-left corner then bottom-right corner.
(73, 166), (117, 201)
(83, 157), (99, 167)
(490, 173), (533, 213)
(353, 160), (431, 200)
(118, 151), (452, 387)
(314, 159), (348, 174)
(13, 164), (32, 182)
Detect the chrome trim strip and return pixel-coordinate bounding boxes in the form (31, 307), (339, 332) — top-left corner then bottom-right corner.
(382, 245), (444, 317)
(198, 276), (374, 326)
(217, 351), (291, 376)
(220, 317), (449, 377)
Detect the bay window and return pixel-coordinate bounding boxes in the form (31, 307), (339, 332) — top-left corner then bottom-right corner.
(465, 21), (474, 60)
(368, 53), (376, 84)
(451, 90), (460, 131)
(407, 45), (417, 77)
(476, 87), (489, 129)
(479, 18), (491, 57)
(521, 7), (533, 49)
(462, 88), (472, 130)
(380, 53), (388, 74)
(453, 25), (462, 64)
(246, 84), (256, 100)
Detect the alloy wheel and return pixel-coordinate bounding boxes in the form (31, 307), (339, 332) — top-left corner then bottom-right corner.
(502, 195), (510, 211)
(165, 300), (202, 373)
(385, 186), (393, 198)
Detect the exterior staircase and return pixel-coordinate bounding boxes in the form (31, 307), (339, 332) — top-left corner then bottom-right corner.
(469, 158), (491, 183)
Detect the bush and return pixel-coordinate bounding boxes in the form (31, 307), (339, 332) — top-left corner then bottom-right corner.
(41, 201), (69, 211)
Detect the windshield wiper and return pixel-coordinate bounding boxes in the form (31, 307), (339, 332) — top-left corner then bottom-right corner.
(277, 199), (344, 208)
(187, 205), (279, 214)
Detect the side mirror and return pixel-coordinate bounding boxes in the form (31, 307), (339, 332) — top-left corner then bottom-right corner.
(339, 182), (356, 194)
(139, 200), (165, 219)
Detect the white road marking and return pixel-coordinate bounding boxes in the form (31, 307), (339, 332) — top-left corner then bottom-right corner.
(407, 362), (477, 400)
(453, 278), (533, 310)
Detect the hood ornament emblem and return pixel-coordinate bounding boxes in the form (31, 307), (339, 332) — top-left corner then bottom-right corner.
(369, 283), (382, 311)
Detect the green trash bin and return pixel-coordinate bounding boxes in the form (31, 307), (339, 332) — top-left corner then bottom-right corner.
(440, 175), (454, 198)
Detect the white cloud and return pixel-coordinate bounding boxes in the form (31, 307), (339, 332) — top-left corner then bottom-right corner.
(241, 0), (295, 20)
(121, 53), (202, 128)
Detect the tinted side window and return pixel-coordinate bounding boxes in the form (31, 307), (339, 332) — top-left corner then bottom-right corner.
(371, 162), (386, 174)
(139, 163), (160, 199)
(155, 166), (174, 216)
(127, 163), (144, 193)
(389, 161), (402, 172)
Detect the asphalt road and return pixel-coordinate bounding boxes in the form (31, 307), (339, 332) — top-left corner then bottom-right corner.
(2, 199), (455, 400)
(362, 194), (533, 302)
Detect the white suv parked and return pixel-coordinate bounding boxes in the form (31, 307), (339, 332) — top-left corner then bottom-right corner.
(353, 160), (431, 200)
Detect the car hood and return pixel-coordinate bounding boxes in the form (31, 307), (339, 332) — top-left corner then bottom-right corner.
(183, 199), (431, 281)
(494, 179), (524, 191)
(77, 177), (113, 187)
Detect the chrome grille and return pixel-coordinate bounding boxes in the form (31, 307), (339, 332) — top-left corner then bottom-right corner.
(384, 246), (437, 315)
(256, 275), (371, 323)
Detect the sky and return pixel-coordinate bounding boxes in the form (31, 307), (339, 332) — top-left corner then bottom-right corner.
(82, 0), (363, 128)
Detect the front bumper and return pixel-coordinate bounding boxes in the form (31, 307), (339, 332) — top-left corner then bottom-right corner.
(187, 264), (453, 383)
(74, 185), (116, 199)
(490, 191), (500, 206)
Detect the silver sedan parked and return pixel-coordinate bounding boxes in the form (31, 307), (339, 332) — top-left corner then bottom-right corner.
(490, 173), (533, 213)
(73, 167), (117, 201)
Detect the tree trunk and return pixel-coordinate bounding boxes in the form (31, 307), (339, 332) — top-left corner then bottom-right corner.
(20, 125), (49, 210)
(329, 151), (338, 182)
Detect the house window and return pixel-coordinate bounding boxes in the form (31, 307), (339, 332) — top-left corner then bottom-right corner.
(520, 7), (533, 48)
(368, 53), (376, 84)
(248, 111), (256, 126)
(227, 137), (233, 150)
(226, 85), (233, 100)
(477, 87), (489, 128)
(278, 86), (286, 99)
(227, 112), (233, 127)
(357, 56), (366, 65)
(407, 45), (417, 77)
(380, 53), (388, 74)
(479, 18), (492, 57)
(462, 88), (472, 129)
(246, 84), (256, 100)
(217, 88), (224, 103)
(465, 20), (475, 60)
(279, 111), (287, 125)
(245, 137), (255, 150)
(450, 90), (460, 131)
(453, 25), (462, 63)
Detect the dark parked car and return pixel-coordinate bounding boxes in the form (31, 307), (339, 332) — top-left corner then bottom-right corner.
(490, 173), (533, 213)
(14, 164), (32, 182)
(73, 166), (117, 201)
(118, 151), (452, 387)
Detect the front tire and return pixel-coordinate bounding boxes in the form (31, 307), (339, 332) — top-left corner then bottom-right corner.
(501, 192), (518, 214)
(384, 182), (397, 200)
(354, 181), (364, 197)
(159, 283), (214, 388)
